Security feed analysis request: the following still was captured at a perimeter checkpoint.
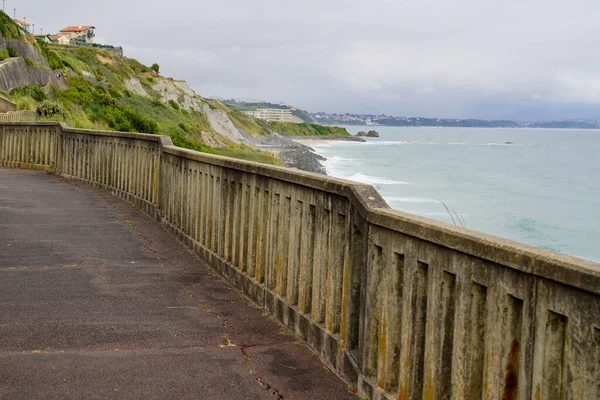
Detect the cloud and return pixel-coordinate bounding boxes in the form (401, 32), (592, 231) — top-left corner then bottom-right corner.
(17, 0), (600, 119)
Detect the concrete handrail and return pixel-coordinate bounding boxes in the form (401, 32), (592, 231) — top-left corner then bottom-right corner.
(1, 122), (599, 400)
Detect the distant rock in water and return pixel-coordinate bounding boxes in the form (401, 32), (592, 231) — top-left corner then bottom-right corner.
(356, 130), (380, 137)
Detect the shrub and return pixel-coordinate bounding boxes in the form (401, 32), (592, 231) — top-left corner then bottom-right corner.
(0, 12), (22, 39)
(178, 122), (188, 132)
(108, 87), (123, 99)
(47, 50), (65, 70)
(168, 99), (180, 110)
(36, 100), (64, 117)
(151, 63), (160, 73)
(11, 85), (48, 102)
(0, 49), (9, 62)
(6, 46), (18, 58)
(23, 57), (33, 66)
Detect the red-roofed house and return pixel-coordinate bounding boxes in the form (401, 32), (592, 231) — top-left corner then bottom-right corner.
(13, 19), (30, 32)
(59, 25), (95, 45)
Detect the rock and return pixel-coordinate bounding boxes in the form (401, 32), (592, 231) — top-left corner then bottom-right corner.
(200, 103), (247, 145)
(124, 77), (148, 97)
(356, 130), (379, 137)
(3, 38), (49, 68)
(150, 70), (159, 78)
(0, 58), (59, 92)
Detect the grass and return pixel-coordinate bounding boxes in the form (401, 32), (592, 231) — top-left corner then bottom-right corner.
(267, 121), (349, 136)
(214, 145), (278, 165)
(6, 40), (282, 165)
(228, 109), (271, 137)
(0, 11), (22, 39)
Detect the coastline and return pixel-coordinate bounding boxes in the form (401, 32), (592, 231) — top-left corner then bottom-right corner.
(257, 135), (364, 175)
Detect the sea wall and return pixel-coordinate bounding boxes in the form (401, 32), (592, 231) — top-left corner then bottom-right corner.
(1, 122), (599, 400)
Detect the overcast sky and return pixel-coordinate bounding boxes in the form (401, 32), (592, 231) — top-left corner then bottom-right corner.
(19, 0), (600, 120)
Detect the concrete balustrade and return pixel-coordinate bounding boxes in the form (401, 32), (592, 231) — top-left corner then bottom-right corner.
(1, 122), (599, 400)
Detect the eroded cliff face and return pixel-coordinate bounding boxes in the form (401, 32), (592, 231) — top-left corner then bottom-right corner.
(0, 57), (59, 92)
(2, 38), (49, 67)
(0, 36), (57, 92)
(150, 78), (247, 145)
(0, 33), (257, 152)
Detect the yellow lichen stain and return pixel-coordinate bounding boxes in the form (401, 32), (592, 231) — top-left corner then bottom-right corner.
(535, 384), (540, 400)
(219, 335), (237, 348)
(423, 372), (434, 400)
(340, 260), (349, 342)
(398, 383), (408, 400)
(483, 348), (492, 395)
(378, 314), (387, 389)
(125, 219), (133, 226)
(31, 350), (41, 354)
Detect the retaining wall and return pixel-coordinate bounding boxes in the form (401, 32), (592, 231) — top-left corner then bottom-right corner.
(1, 122), (599, 400)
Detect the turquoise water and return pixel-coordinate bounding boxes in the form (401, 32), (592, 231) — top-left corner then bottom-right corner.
(309, 126), (600, 262)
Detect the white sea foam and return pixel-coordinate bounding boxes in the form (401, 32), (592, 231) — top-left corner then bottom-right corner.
(346, 173), (408, 185)
(386, 197), (441, 204)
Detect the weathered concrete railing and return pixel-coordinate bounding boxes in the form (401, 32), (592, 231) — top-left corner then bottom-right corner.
(0, 110), (38, 123)
(2, 122), (599, 400)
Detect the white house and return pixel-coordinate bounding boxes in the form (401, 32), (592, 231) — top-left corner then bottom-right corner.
(49, 33), (71, 45)
(58, 25), (95, 45)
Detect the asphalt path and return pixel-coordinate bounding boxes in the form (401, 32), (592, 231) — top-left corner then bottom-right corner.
(0, 168), (356, 400)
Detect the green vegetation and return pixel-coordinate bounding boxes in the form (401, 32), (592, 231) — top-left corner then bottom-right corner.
(36, 100), (64, 117)
(291, 109), (315, 123)
(168, 99), (180, 110)
(3, 37), (335, 165)
(267, 121), (349, 136)
(23, 57), (34, 66)
(0, 11), (22, 39)
(53, 77), (158, 133)
(11, 85), (48, 102)
(6, 46), (18, 58)
(151, 63), (160, 73)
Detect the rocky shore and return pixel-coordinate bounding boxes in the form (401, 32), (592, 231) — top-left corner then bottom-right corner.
(256, 135), (364, 175)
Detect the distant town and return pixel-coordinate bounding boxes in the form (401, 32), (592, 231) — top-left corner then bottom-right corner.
(311, 112), (600, 129)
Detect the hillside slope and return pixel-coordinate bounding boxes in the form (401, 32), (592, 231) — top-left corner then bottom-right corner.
(0, 12), (347, 166)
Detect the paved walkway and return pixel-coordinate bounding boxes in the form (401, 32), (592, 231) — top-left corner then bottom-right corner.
(0, 169), (356, 400)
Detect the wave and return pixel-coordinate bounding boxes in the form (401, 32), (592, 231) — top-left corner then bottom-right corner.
(326, 156), (355, 162)
(346, 173), (408, 185)
(322, 140), (540, 147)
(386, 197), (441, 204)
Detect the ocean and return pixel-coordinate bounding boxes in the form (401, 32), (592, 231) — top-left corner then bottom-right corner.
(307, 126), (600, 262)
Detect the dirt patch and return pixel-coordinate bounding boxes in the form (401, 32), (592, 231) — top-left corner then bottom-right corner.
(96, 54), (117, 66)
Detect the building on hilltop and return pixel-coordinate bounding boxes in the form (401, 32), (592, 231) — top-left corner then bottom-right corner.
(33, 34), (52, 43)
(59, 25), (96, 45)
(244, 108), (293, 122)
(49, 34), (71, 45)
(13, 19), (30, 33)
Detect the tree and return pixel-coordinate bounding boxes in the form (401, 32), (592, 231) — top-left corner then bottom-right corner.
(151, 63), (160, 73)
